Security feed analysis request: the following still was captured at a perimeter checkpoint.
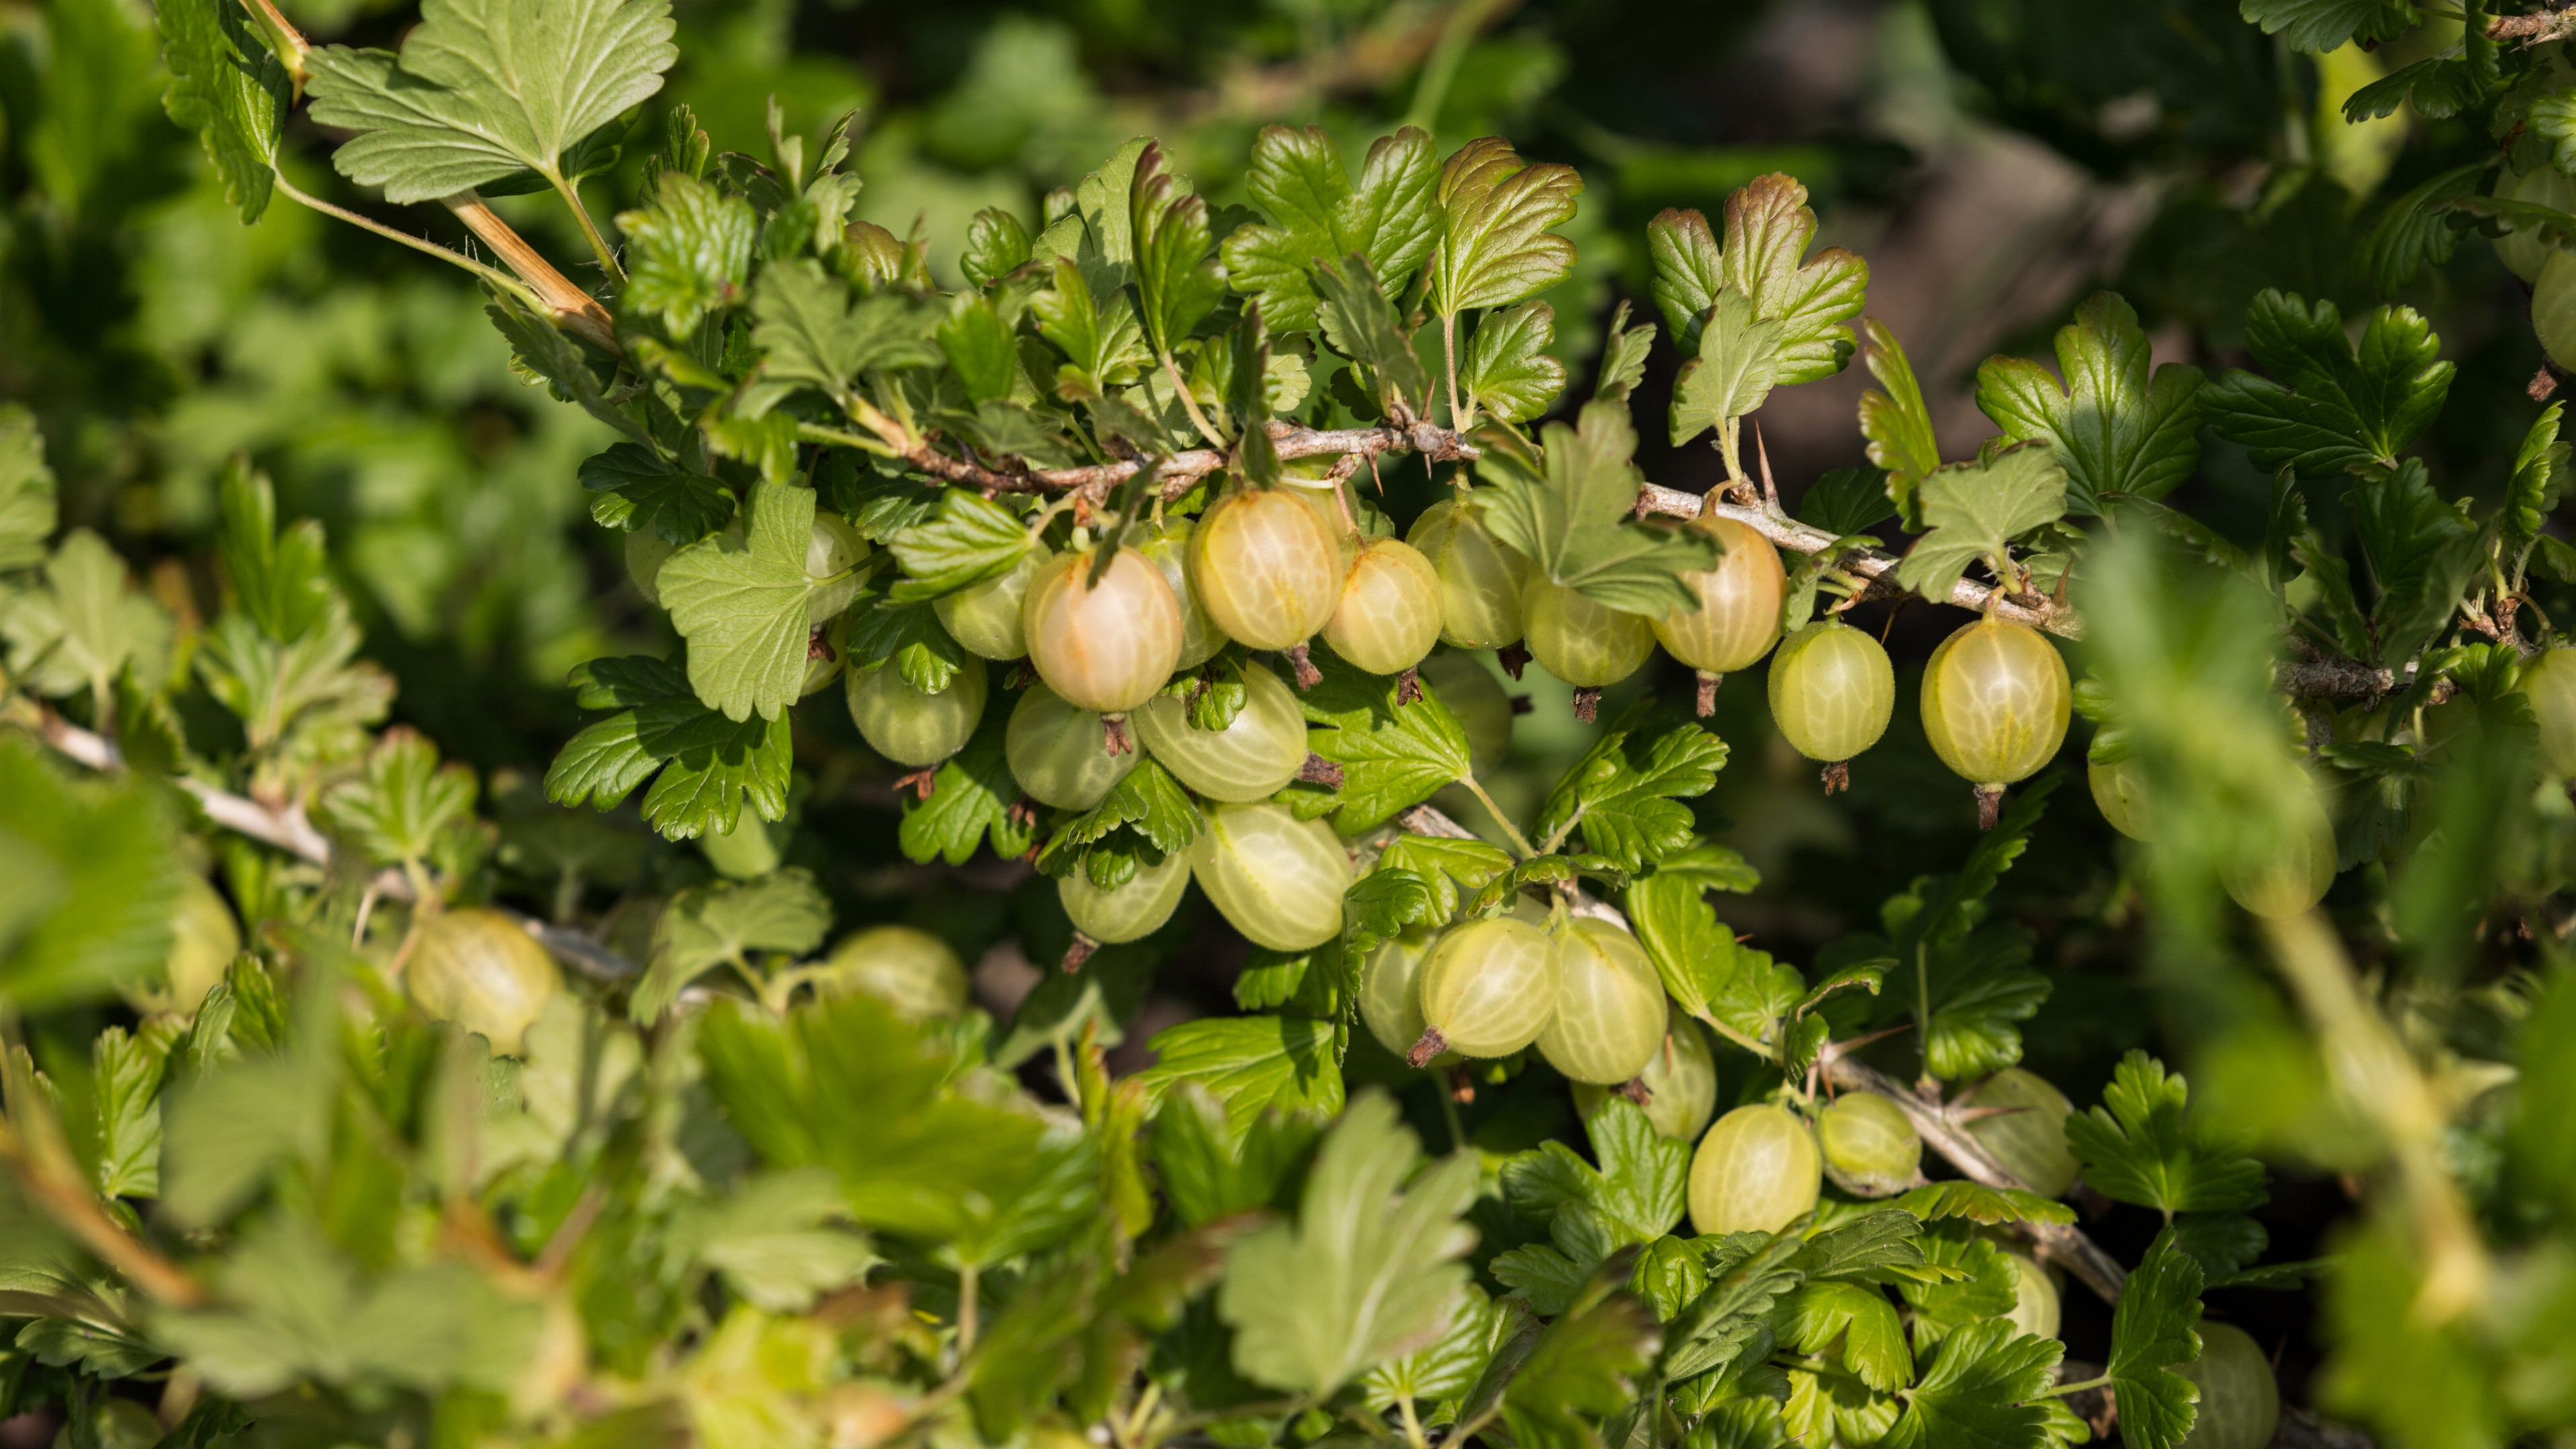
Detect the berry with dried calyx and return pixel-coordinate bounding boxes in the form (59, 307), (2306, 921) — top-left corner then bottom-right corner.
(1652, 515), (1786, 715)
(1686, 1103), (1821, 1236)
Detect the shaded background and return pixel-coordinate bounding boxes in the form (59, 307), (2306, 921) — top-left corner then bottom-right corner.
(2, 0), (2556, 1412)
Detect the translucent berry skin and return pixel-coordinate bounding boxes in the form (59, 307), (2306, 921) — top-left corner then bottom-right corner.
(1406, 496), (1529, 649)
(1137, 521), (1230, 669)
(1920, 617), (2071, 788)
(1415, 916), (1559, 1059)
(1816, 1090), (1923, 1197)
(1006, 682), (1139, 809)
(1188, 802), (1351, 951)
(1326, 537), (1444, 676)
(934, 545), (1049, 661)
(1686, 1103), (1821, 1236)
(1060, 849), (1191, 944)
(846, 657), (987, 767)
(2499, 164), (2576, 282)
(1574, 1017), (1718, 1140)
(2220, 775), (2338, 919)
(1536, 919), (1668, 1085)
(1523, 582), (1656, 688)
(409, 908), (563, 1058)
(814, 925), (968, 1018)
(2176, 1323), (2280, 1449)
(1957, 1067), (2080, 1197)
(2089, 756), (2153, 841)
(2520, 647), (2576, 777)
(1652, 517), (1786, 675)
(1187, 488), (1343, 650)
(805, 514), (870, 623)
(1359, 925), (1442, 1059)
(1134, 661), (1309, 802)
(1768, 619), (1896, 763)
(2003, 1251), (2061, 1341)
(1419, 653), (1513, 775)
(2539, 250), (2576, 372)
(142, 874), (239, 1016)
(1023, 547), (1185, 714)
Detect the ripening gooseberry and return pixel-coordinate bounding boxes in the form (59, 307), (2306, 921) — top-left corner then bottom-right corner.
(1574, 1017), (1719, 1140)
(1652, 517), (1786, 713)
(1187, 488), (1343, 652)
(1768, 619), (1896, 784)
(1418, 653), (1513, 775)
(1413, 915), (1558, 1063)
(846, 657), (987, 767)
(131, 873), (239, 1016)
(1060, 848), (1191, 944)
(698, 809), (785, 880)
(1535, 919), (1668, 1085)
(1189, 802), (1350, 951)
(2089, 755), (2153, 841)
(1817, 1091), (1923, 1197)
(934, 545), (1050, 661)
(2497, 164), (2576, 282)
(2220, 773), (2339, 919)
(409, 907), (562, 1057)
(1957, 1067), (2080, 1197)
(814, 924), (968, 1018)
(1132, 661), (1309, 802)
(1325, 537), (1444, 676)
(1137, 519), (1230, 669)
(2004, 1251), (2061, 1340)
(1524, 582), (1655, 688)
(1407, 495), (1529, 649)
(805, 514), (869, 623)
(1921, 616), (2071, 793)
(1687, 1103), (1821, 1236)
(2537, 249), (2576, 371)
(1023, 547), (1185, 716)
(1007, 683), (1138, 810)
(2176, 1324), (2280, 1449)
(2519, 647), (2576, 777)
(1360, 925), (1444, 1061)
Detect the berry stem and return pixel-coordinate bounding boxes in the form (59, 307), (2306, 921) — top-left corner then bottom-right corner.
(1457, 771), (1536, 859)
(1407, 1026), (1450, 1069)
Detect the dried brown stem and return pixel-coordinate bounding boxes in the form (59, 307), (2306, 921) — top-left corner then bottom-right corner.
(441, 193), (619, 354)
(889, 421), (1479, 503)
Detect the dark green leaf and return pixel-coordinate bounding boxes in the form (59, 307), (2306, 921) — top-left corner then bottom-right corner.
(1461, 303), (1570, 425)
(1313, 253), (1429, 417)
(1136, 1015), (1348, 1140)
(2105, 1230), (2206, 1449)
(547, 654), (791, 840)
(618, 171), (755, 335)
(2238, 0), (2420, 52)
(888, 490), (1032, 600)
(1976, 293), (2202, 515)
(2062, 1052), (2267, 1215)
(156, 0), (286, 223)
(578, 442), (733, 542)
(657, 480), (827, 721)
(1876, 1318), (2063, 1449)
(1130, 142), (1228, 362)
(0, 739), (180, 1013)
(753, 260), (940, 403)
(1223, 125), (1440, 333)
(1481, 399), (1722, 614)
(2200, 291), (2453, 478)
(2349, 457), (2479, 664)
(963, 207), (1034, 290)
(303, 0), (677, 204)
(1534, 716), (1730, 873)
(1893, 443), (2068, 601)
(1298, 651), (1474, 832)
(898, 707), (1036, 866)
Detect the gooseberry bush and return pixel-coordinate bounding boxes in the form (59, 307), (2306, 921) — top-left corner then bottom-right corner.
(3, 1), (2576, 1448)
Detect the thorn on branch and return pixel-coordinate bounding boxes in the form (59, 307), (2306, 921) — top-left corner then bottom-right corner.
(1572, 687), (1603, 722)
(894, 769), (938, 801)
(1298, 753), (1346, 788)
(1397, 666), (1422, 706)
(1497, 643), (1529, 681)
(1287, 643), (1322, 689)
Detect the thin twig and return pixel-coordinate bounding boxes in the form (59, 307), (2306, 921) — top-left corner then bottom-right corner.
(17, 712), (641, 981)
(806, 419), (1481, 502)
